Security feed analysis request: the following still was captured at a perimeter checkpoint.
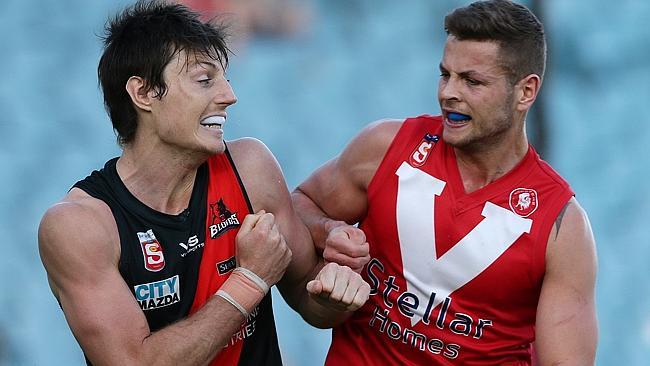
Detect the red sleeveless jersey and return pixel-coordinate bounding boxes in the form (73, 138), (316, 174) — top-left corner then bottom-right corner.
(325, 116), (573, 365)
(189, 150), (281, 366)
(189, 152), (252, 365)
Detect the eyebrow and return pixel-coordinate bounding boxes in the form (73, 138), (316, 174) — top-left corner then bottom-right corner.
(188, 60), (218, 70)
(439, 63), (486, 80)
(459, 70), (485, 80)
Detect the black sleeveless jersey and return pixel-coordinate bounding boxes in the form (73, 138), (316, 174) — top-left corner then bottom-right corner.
(73, 150), (282, 365)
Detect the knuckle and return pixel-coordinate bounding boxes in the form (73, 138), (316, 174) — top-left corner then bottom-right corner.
(323, 249), (337, 262)
(325, 237), (340, 248)
(285, 247), (293, 260)
(269, 230), (279, 244)
(326, 262), (339, 270)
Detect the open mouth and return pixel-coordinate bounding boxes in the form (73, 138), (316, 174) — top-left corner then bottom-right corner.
(445, 112), (472, 126)
(200, 115), (226, 129)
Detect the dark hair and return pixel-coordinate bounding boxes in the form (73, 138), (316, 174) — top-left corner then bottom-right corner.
(444, 0), (546, 84)
(98, 0), (231, 146)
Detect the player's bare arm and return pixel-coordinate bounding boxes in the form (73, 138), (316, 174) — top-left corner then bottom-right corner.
(292, 119), (402, 269)
(229, 138), (370, 328)
(535, 197), (598, 365)
(39, 191), (275, 366)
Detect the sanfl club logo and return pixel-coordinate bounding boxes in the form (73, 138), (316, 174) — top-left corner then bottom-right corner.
(409, 133), (439, 168)
(137, 229), (166, 272)
(509, 188), (538, 217)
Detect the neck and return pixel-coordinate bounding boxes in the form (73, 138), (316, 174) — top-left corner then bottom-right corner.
(117, 142), (208, 215)
(454, 127), (528, 194)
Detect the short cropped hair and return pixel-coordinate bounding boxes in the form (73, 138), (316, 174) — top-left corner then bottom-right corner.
(444, 0), (546, 84)
(98, 0), (230, 146)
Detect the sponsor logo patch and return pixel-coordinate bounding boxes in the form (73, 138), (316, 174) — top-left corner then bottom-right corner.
(137, 229), (165, 272)
(209, 199), (240, 238)
(133, 275), (180, 311)
(409, 133), (439, 168)
(217, 256), (237, 275)
(509, 188), (539, 217)
(178, 234), (205, 258)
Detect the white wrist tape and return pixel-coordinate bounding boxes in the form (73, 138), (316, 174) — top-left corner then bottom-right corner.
(215, 289), (248, 318)
(234, 267), (270, 294)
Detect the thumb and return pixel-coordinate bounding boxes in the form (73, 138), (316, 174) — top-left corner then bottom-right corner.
(306, 280), (323, 295)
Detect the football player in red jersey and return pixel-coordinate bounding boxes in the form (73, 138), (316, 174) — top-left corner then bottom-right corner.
(293, 1), (597, 365)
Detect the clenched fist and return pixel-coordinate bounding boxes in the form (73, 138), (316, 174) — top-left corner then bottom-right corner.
(323, 225), (370, 273)
(306, 262), (370, 312)
(236, 210), (292, 286)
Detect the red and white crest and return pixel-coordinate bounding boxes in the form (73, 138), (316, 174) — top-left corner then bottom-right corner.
(409, 134), (439, 167)
(137, 229), (166, 272)
(409, 140), (432, 167)
(509, 188), (538, 217)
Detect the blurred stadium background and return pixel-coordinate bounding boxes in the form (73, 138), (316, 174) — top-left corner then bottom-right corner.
(1, 0), (648, 364)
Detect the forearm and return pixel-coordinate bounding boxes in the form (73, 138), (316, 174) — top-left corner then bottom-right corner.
(291, 188), (347, 252)
(141, 268), (272, 365)
(121, 296), (246, 366)
(535, 303), (598, 366)
(89, 270), (267, 366)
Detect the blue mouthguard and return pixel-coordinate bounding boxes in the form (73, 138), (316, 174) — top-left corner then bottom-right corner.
(448, 112), (471, 121)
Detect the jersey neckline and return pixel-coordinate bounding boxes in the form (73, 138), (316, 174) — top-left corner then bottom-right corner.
(103, 157), (208, 229)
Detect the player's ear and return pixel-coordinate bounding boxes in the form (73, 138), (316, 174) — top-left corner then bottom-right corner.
(126, 76), (153, 112)
(514, 74), (541, 112)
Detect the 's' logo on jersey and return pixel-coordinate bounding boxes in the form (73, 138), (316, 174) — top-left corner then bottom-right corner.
(209, 198), (240, 238)
(137, 229), (165, 272)
(509, 188), (538, 217)
(409, 133), (439, 167)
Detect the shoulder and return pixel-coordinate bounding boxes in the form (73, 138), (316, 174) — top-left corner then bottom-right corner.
(333, 118), (404, 180)
(546, 197), (596, 269)
(227, 137), (275, 163)
(549, 197), (591, 242)
(348, 118), (404, 152)
(362, 118), (404, 136)
(335, 118), (404, 170)
(40, 189), (117, 240)
(39, 189), (120, 292)
(226, 138), (287, 211)
(227, 137), (281, 180)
